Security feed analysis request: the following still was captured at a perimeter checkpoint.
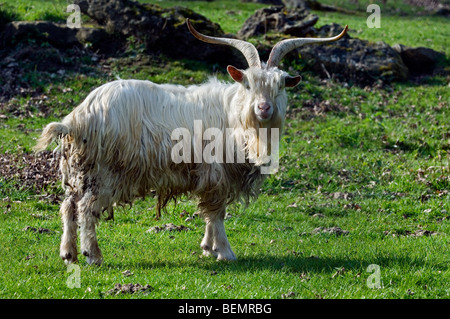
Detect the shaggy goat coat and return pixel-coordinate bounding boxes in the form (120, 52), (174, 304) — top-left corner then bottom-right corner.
(37, 75), (284, 211)
(35, 71), (287, 263)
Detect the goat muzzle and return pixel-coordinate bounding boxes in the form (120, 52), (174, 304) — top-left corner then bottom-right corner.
(256, 102), (273, 121)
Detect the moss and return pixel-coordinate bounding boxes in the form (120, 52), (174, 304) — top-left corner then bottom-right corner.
(378, 64), (394, 72)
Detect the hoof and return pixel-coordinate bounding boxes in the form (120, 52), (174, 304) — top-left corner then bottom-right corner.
(201, 243), (218, 258)
(86, 256), (103, 266)
(217, 252), (237, 261)
(82, 250), (103, 266)
(61, 252), (78, 265)
(212, 244), (236, 261)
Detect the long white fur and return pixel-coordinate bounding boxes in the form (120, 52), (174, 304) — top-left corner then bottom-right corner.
(35, 66), (291, 264)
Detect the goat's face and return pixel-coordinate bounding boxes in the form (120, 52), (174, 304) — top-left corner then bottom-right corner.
(227, 65), (301, 125)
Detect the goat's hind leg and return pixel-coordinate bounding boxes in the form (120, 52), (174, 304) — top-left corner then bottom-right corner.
(78, 190), (103, 265)
(60, 194), (78, 264)
(201, 220), (216, 258)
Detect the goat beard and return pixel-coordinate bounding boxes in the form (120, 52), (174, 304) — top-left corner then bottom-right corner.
(239, 108), (283, 167)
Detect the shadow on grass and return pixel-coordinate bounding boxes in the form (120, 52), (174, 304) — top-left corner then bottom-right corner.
(105, 252), (447, 274)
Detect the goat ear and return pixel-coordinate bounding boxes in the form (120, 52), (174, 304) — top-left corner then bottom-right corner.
(227, 65), (244, 83)
(285, 75), (302, 88)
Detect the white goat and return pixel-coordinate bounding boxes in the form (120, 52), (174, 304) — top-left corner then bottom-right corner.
(35, 19), (347, 265)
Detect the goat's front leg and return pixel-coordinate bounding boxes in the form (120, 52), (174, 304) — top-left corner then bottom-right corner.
(78, 191), (103, 265)
(201, 205), (236, 261)
(212, 213), (236, 261)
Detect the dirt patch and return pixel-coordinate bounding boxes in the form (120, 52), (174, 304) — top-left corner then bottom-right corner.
(146, 223), (190, 233)
(281, 291), (296, 299)
(0, 92), (65, 118)
(0, 38), (98, 103)
(106, 283), (154, 295)
(22, 226), (53, 234)
(328, 192), (353, 200)
(384, 229), (440, 237)
(0, 151), (61, 195)
(312, 226), (349, 236)
(301, 99), (350, 114)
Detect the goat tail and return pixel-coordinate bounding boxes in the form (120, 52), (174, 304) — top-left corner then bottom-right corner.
(34, 121), (71, 152)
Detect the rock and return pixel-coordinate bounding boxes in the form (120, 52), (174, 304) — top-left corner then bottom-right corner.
(295, 23), (409, 84)
(76, 27), (124, 55)
(0, 21), (79, 48)
(73, 0), (242, 65)
(392, 44), (445, 75)
(238, 6), (319, 39)
(433, 5), (450, 17)
(76, 27), (108, 45)
(74, 0), (162, 37)
(238, 7), (414, 84)
(283, 14), (319, 36)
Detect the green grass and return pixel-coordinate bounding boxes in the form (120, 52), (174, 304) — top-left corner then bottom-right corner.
(315, 11), (449, 54)
(0, 0), (69, 23)
(0, 0), (449, 299)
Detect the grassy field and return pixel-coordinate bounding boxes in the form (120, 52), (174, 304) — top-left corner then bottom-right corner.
(0, 0), (449, 300)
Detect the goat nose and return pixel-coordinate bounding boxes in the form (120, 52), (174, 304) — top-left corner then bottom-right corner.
(258, 102), (271, 111)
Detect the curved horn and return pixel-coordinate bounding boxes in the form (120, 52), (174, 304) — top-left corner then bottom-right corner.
(186, 18), (261, 68)
(267, 25), (348, 68)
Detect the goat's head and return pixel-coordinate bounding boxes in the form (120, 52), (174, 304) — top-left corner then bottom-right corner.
(186, 19), (348, 127)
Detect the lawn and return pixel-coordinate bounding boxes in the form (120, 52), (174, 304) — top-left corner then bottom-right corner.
(0, 0), (448, 300)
